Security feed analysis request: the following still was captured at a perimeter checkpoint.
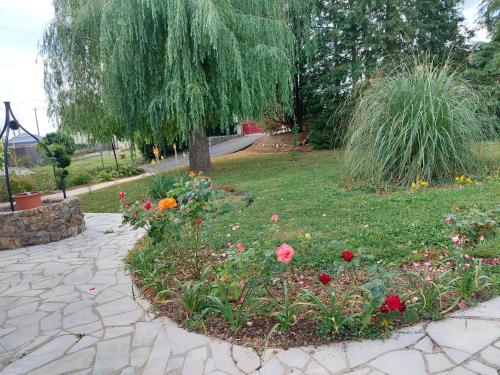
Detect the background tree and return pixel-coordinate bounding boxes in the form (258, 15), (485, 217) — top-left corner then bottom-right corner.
(464, 0), (499, 124)
(43, 0), (293, 172)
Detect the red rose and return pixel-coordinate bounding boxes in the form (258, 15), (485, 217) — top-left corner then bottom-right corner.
(193, 218), (202, 225)
(385, 295), (402, 311)
(398, 301), (406, 313)
(118, 192), (125, 200)
(319, 273), (332, 285)
(379, 304), (390, 314)
(122, 203), (127, 209)
(341, 250), (353, 262)
(144, 199), (152, 210)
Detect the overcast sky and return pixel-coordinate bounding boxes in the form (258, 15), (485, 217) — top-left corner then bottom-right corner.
(0, 0), (490, 137)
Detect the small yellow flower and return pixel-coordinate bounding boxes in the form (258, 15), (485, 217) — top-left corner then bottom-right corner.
(455, 176), (460, 181)
(466, 177), (473, 184)
(460, 175), (465, 181)
(304, 233), (311, 240)
(419, 181), (428, 187)
(188, 171), (196, 177)
(411, 182), (417, 189)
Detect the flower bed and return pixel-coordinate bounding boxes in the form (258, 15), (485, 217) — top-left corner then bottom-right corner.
(123, 173), (499, 349)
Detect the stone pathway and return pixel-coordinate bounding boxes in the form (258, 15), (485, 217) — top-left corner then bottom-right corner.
(0, 214), (498, 375)
(44, 134), (263, 201)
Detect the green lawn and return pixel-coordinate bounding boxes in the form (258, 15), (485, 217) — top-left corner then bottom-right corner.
(78, 144), (500, 265)
(31, 150), (142, 192)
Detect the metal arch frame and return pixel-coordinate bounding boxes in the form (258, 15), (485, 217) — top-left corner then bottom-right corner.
(2, 101), (59, 212)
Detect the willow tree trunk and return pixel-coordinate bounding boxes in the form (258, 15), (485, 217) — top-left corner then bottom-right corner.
(188, 126), (211, 172)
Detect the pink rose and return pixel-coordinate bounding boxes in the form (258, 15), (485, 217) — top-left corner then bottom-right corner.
(271, 214), (279, 222)
(236, 243), (244, 252)
(458, 300), (467, 309)
(275, 243), (294, 263)
(444, 216), (454, 224)
(227, 242), (232, 248)
(451, 235), (462, 245)
(220, 275), (228, 282)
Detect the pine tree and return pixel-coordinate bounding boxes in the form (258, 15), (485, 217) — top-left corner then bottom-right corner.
(42, 0), (293, 171)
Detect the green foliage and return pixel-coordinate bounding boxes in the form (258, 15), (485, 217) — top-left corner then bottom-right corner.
(173, 279), (210, 318)
(67, 171), (92, 186)
(206, 286), (266, 333)
(39, 132), (76, 155)
(346, 61), (492, 184)
(148, 173), (178, 199)
(301, 289), (352, 337)
(407, 272), (451, 319)
(303, 0), (470, 148)
(42, 0), (293, 160)
(0, 174), (36, 200)
(268, 281), (298, 332)
(450, 207), (499, 245)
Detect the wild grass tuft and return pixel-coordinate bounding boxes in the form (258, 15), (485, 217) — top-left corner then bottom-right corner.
(345, 60), (495, 184)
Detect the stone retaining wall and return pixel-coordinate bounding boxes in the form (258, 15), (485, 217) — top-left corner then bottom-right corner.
(0, 197), (85, 249)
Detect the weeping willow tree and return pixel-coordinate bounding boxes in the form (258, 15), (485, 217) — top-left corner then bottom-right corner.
(42, 0), (293, 171)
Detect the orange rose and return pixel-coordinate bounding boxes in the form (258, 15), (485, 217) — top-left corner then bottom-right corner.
(188, 171), (196, 177)
(158, 197), (177, 211)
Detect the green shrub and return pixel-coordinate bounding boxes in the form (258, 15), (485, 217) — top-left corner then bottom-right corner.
(148, 173), (177, 199)
(0, 174), (36, 201)
(68, 171), (92, 186)
(345, 60), (494, 184)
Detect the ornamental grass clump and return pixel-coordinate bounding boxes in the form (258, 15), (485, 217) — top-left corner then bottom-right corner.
(345, 61), (492, 185)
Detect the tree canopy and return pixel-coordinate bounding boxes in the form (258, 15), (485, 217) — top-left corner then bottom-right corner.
(42, 0), (294, 170)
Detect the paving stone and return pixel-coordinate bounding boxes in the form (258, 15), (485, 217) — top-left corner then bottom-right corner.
(7, 302), (38, 318)
(39, 302), (66, 312)
(96, 296), (138, 317)
(436, 366), (476, 375)
(130, 346), (151, 368)
(369, 349), (426, 375)
(259, 357), (286, 375)
(132, 321), (162, 347)
(310, 345), (348, 373)
(463, 359), (498, 375)
(304, 360), (330, 375)
(182, 346), (207, 375)
(29, 347), (95, 375)
(68, 335), (100, 353)
(479, 345), (500, 367)
(414, 336), (434, 354)
(102, 309), (143, 326)
(425, 353), (454, 372)
(449, 297), (500, 319)
(346, 329), (425, 367)
(63, 265), (93, 284)
(166, 325), (210, 355)
(232, 345), (261, 373)
(276, 348), (311, 369)
(343, 368), (371, 375)
(41, 312), (61, 331)
(1, 334), (79, 375)
(166, 356), (185, 372)
(104, 326), (134, 339)
(63, 300), (94, 315)
(210, 341), (242, 374)
(143, 327), (172, 375)
(441, 347), (471, 365)
(93, 335), (131, 374)
(427, 318), (500, 355)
